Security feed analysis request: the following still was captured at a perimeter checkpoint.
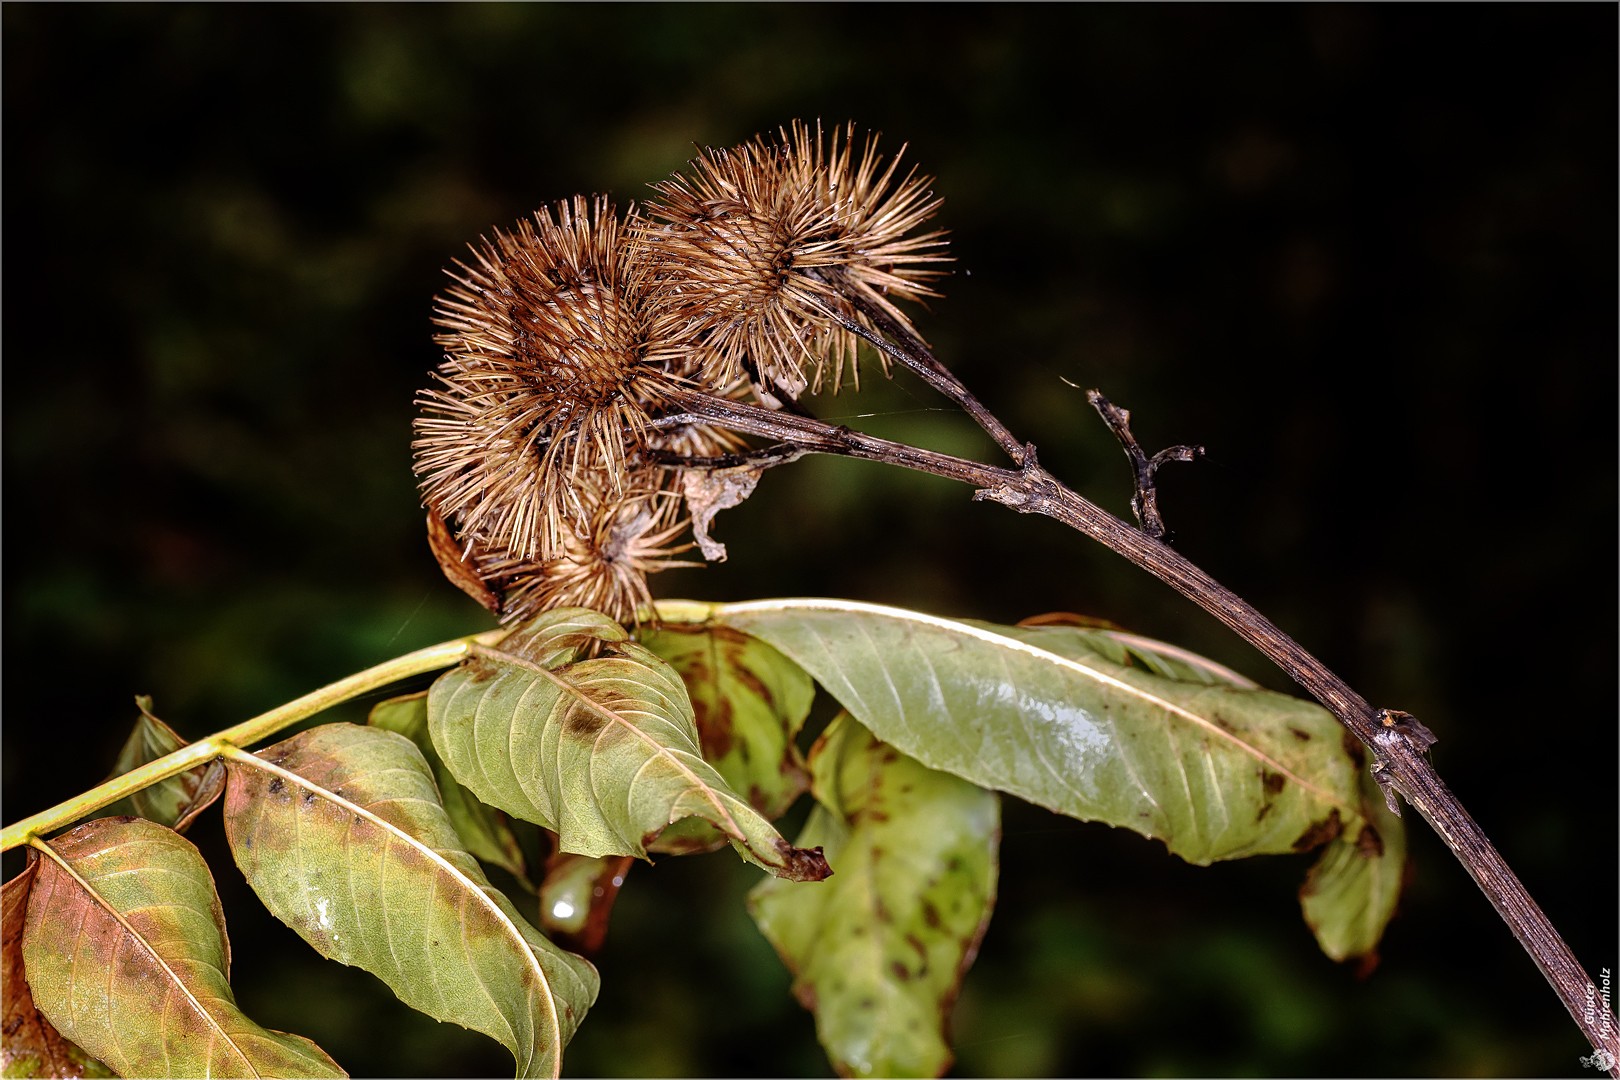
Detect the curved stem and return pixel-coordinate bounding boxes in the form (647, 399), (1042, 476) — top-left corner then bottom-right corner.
(656, 386), (1619, 1067)
(0, 629), (507, 852)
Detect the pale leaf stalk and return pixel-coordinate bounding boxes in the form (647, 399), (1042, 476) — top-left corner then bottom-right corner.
(1, 629), (509, 852)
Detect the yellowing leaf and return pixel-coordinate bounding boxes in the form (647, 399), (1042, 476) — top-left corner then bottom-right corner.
(427, 608), (830, 881)
(2, 861), (114, 1079)
(751, 714), (998, 1078)
(693, 598), (1406, 960)
(20, 818), (344, 1078)
(222, 724), (598, 1079)
(638, 620), (814, 854)
(368, 691), (536, 890)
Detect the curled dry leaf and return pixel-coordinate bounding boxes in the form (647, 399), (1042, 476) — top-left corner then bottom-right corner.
(751, 714), (999, 1078)
(2, 860), (113, 1079)
(222, 724), (598, 1080)
(680, 467), (761, 562)
(100, 695), (224, 833)
(428, 608), (830, 881)
(20, 818), (344, 1079)
(427, 509), (502, 614)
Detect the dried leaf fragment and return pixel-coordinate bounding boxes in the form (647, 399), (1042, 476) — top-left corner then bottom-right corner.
(681, 466), (762, 562)
(427, 509), (502, 614)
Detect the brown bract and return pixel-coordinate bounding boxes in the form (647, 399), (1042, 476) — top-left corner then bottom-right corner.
(639, 120), (949, 395)
(414, 196), (685, 563)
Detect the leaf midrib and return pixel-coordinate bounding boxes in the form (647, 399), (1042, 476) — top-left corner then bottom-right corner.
(221, 745), (560, 1079)
(469, 645), (749, 842)
(716, 598), (1356, 815)
(30, 837), (258, 1078)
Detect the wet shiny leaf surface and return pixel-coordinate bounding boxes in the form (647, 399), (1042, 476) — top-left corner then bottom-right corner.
(223, 723), (598, 1079)
(713, 599), (1374, 866)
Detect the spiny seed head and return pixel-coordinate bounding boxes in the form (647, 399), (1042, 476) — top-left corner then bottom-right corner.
(413, 196), (687, 562)
(474, 473), (697, 626)
(639, 120), (949, 396)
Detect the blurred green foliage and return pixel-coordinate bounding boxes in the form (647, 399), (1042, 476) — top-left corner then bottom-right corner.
(3, 5), (1614, 1077)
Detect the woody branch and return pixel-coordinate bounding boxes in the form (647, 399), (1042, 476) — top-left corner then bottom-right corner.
(650, 380), (1619, 1070)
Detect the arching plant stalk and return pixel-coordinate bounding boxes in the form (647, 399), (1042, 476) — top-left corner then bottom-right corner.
(0, 629), (509, 852)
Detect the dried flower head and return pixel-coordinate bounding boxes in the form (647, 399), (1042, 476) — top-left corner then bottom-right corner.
(476, 474), (697, 626)
(414, 196), (685, 562)
(638, 121), (949, 396)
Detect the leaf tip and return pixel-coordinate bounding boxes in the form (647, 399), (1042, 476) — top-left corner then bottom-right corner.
(774, 840), (832, 882)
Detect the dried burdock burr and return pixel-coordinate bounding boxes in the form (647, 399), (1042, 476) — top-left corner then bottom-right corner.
(479, 474), (697, 626)
(638, 120), (949, 397)
(413, 195), (687, 563)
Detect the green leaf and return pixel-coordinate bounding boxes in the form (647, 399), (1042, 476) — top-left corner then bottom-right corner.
(1299, 763), (1407, 962)
(427, 608), (830, 882)
(750, 714), (999, 1078)
(100, 696), (224, 834)
(3, 860), (116, 1079)
(369, 691), (537, 891)
(708, 598), (1366, 866)
(222, 723), (598, 1079)
(969, 622), (1260, 688)
(20, 818), (344, 1078)
(637, 620), (815, 853)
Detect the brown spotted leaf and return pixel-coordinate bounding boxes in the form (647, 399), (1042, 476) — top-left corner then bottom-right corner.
(1300, 762), (1408, 963)
(639, 611), (815, 854)
(222, 723), (598, 1079)
(750, 714), (999, 1078)
(99, 696), (224, 833)
(368, 691), (536, 891)
(427, 608), (829, 881)
(19, 818), (344, 1078)
(2, 861), (114, 1078)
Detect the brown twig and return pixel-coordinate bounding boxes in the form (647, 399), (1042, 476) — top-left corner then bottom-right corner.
(655, 384), (1620, 1069)
(1085, 390), (1204, 540)
(644, 440), (808, 473)
(804, 276), (1026, 466)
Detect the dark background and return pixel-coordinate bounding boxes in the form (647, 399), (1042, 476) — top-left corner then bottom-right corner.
(4, 5), (1615, 1077)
